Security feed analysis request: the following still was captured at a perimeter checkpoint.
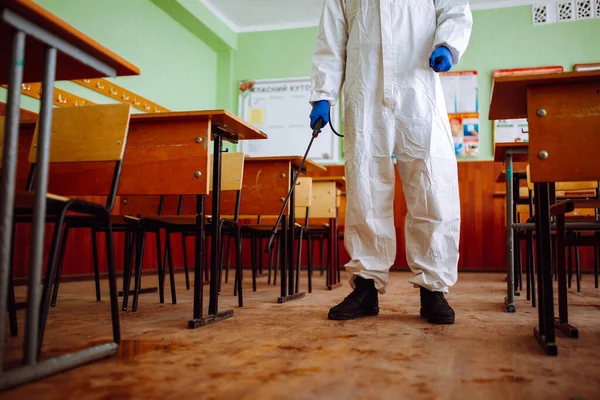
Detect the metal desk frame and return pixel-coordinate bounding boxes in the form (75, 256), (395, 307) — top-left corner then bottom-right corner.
(0, 8), (118, 390)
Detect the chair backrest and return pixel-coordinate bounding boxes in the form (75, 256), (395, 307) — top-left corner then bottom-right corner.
(294, 177), (313, 224)
(209, 152), (245, 191)
(294, 177), (312, 208)
(309, 181), (337, 219)
(29, 104), (130, 164)
(27, 104), (131, 211)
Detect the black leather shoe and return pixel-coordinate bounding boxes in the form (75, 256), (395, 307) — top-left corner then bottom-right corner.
(420, 287), (455, 325)
(328, 277), (379, 320)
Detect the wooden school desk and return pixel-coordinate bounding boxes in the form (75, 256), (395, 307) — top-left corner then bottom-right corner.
(131, 111), (267, 327)
(244, 156), (326, 302)
(0, 0), (139, 389)
(490, 70), (600, 355)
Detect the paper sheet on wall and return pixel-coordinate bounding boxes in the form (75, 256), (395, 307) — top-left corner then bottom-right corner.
(440, 71), (478, 114)
(494, 119), (529, 143)
(238, 77), (341, 163)
(450, 113), (479, 157)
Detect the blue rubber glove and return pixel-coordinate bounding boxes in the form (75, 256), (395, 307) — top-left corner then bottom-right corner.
(310, 100), (330, 130)
(429, 46), (453, 73)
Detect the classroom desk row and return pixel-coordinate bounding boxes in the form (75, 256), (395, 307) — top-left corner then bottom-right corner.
(491, 70), (600, 355)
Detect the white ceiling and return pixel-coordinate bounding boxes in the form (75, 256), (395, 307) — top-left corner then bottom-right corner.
(200, 0), (540, 32)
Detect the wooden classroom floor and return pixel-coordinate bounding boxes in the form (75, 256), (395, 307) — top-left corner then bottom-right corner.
(3, 271), (600, 399)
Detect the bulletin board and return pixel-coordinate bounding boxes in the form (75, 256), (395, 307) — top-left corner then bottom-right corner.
(238, 77), (341, 164)
(492, 66), (564, 144)
(440, 71), (479, 157)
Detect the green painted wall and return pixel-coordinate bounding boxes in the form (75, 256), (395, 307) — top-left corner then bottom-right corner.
(0, 0), (220, 112)
(232, 6), (600, 161)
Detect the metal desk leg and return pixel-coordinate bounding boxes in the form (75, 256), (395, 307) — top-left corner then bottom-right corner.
(555, 213), (578, 338)
(0, 30), (25, 372)
(192, 133), (233, 326)
(23, 46), (57, 365)
(188, 195), (224, 328)
(504, 152), (516, 312)
(533, 182), (558, 356)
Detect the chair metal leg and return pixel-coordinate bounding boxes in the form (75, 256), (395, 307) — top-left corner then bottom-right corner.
(218, 229), (226, 294)
(104, 214), (121, 344)
(514, 231), (522, 294)
(575, 234), (581, 293)
(528, 231), (537, 308)
(251, 236), (257, 292)
(121, 230), (136, 311)
(235, 230), (243, 307)
(50, 225), (70, 307)
(310, 237), (316, 277)
(267, 238), (274, 285)
(155, 230), (164, 304)
(567, 232), (573, 289)
(166, 232), (177, 304)
(132, 230), (146, 312)
(258, 238), (264, 276)
(595, 232), (599, 289)
(555, 213), (578, 338)
(122, 231), (130, 294)
(295, 229), (303, 294)
(307, 234), (313, 294)
(182, 232), (190, 290)
(273, 237), (279, 286)
(91, 228), (101, 302)
(319, 237), (325, 276)
(525, 231), (531, 301)
(225, 235), (231, 284)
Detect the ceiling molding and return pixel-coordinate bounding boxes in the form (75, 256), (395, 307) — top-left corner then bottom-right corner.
(198, 0), (239, 32)
(236, 21), (321, 33)
(201, 0), (541, 33)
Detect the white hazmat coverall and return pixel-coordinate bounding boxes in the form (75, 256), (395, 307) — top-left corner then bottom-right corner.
(310, 0), (472, 294)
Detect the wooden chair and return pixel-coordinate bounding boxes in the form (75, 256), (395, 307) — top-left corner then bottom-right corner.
(144, 152), (245, 307)
(14, 104), (131, 359)
(524, 166), (599, 292)
(240, 177), (315, 294)
(115, 195), (179, 312)
(306, 180), (340, 289)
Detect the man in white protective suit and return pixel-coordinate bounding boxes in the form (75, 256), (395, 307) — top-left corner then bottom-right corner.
(309, 0), (472, 324)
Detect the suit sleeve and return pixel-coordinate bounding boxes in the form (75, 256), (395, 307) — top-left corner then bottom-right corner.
(433, 0), (473, 65)
(309, 0), (348, 105)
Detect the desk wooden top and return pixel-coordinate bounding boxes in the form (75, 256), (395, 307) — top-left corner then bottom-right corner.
(494, 142), (529, 163)
(245, 156), (327, 172)
(0, 0), (139, 83)
(489, 70), (600, 120)
(130, 110), (267, 142)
